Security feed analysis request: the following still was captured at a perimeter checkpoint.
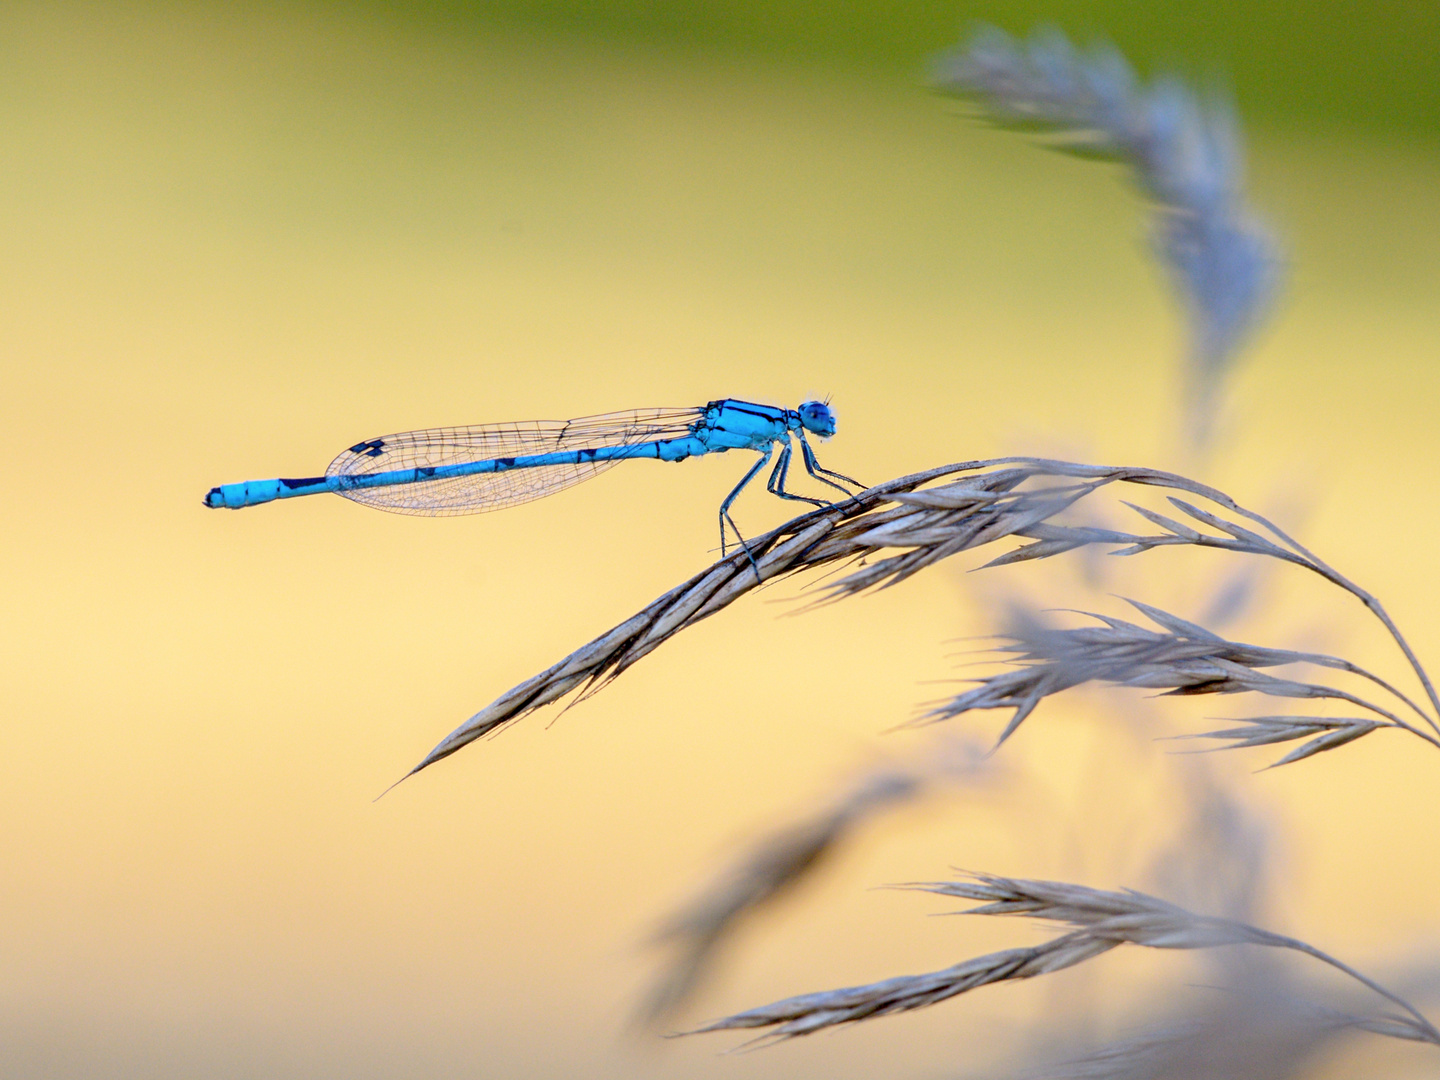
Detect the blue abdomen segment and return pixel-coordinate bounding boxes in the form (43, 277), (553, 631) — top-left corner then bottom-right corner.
(332, 438), (703, 488)
(204, 476), (331, 509)
(203, 437), (714, 510)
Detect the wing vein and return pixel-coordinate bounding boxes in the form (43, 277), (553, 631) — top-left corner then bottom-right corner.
(323, 407), (704, 516)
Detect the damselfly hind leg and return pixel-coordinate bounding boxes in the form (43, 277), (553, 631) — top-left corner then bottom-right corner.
(718, 445), (773, 577)
(766, 440), (827, 508)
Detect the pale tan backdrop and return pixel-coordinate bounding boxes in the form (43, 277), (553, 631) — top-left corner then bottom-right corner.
(2, 3), (1438, 1077)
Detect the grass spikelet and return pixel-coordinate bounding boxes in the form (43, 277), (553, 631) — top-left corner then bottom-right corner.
(640, 740), (991, 1023)
(922, 602), (1440, 757)
(686, 874), (1440, 1047)
(1178, 716), (1383, 768)
(395, 459), (1440, 783)
(686, 932), (1118, 1046)
(933, 26), (1281, 445)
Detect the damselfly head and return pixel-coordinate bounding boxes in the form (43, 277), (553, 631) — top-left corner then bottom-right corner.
(797, 400), (837, 439)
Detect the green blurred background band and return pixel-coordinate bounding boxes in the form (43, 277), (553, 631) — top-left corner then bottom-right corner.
(354, 0), (1439, 138)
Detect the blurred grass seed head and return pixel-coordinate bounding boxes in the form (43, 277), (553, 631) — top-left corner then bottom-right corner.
(934, 27), (1282, 447)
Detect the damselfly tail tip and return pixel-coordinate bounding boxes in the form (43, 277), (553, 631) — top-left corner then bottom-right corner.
(203, 486), (223, 509)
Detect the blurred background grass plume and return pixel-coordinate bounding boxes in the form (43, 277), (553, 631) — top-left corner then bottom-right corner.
(1, 1), (1438, 1077)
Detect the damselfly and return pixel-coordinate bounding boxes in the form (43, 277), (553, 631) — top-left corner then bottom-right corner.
(204, 399), (861, 554)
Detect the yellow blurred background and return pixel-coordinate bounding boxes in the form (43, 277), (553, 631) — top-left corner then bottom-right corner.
(2, 1), (1438, 1076)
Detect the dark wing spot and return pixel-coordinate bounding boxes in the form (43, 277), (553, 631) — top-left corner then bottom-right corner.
(348, 439), (386, 456)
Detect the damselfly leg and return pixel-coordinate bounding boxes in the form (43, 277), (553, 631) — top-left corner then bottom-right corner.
(765, 440), (828, 508)
(718, 444), (774, 571)
(798, 432), (864, 499)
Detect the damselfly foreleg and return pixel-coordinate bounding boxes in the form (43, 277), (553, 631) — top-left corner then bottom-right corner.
(797, 432), (863, 498)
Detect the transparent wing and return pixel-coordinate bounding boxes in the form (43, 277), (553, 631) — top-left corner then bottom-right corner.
(324, 407), (705, 516)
